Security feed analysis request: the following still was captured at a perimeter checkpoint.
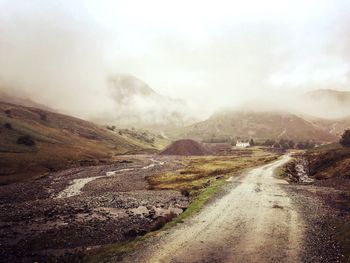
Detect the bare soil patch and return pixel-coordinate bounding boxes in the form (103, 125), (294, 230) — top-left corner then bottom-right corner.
(159, 139), (212, 156)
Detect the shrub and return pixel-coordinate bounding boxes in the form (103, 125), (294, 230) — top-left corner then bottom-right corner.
(249, 138), (255, 146)
(340, 129), (350, 147)
(264, 139), (275, 146)
(296, 141), (315, 149)
(181, 189), (190, 197)
(39, 112), (48, 122)
(273, 142), (281, 148)
(288, 140), (295, 149)
(4, 109), (12, 117)
(106, 125), (116, 131)
(4, 123), (12, 129)
(17, 135), (35, 146)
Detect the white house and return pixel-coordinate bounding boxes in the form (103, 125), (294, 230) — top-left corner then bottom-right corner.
(235, 140), (250, 148)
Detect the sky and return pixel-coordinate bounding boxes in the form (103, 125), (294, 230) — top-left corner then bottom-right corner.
(0, 0), (350, 120)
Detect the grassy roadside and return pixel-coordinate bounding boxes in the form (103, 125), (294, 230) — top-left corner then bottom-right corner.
(85, 148), (279, 263)
(148, 148), (278, 194)
(285, 146), (350, 262)
(84, 179), (227, 263)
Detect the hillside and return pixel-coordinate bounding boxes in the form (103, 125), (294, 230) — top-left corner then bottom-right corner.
(305, 116), (350, 137)
(284, 143), (350, 261)
(167, 111), (338, 143)
(0, 102), (164, 184)
(300, 144), (350, 180)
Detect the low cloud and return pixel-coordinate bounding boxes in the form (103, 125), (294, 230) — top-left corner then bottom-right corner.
(1, 0), (350, 124)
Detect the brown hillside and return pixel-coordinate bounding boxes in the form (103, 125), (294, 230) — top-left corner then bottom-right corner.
(160, 139), (212, 156)
(306, 116), (350, 137)
(0, 101), (155, 184)
(168, 111), (337, 143)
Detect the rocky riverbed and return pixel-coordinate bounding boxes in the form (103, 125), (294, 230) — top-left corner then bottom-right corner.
(0, 155), (189, 262)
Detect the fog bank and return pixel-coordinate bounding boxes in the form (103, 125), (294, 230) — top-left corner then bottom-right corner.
(1, 0), (350, 124)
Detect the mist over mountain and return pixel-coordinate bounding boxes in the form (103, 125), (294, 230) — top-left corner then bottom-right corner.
(1, 0), (350, 132)
(0, 89), (55, 112)
(1, 2), (350, 261)
(301, 89), (350, 119)
(92, 74), (196, 130)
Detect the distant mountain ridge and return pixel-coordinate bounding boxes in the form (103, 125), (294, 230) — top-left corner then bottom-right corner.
(167, 110), (338, 143)
(0, 90), (55, 112)
(98, 74), (194, 131)
(108, 75), (156, 103)
(306, 89), (350, 104)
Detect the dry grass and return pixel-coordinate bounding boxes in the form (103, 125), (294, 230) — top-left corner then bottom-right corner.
(306, 146), (350, 179)
(148, 148), (278, 194)
(0, 101), (164, 184)
(86, 148), (279, 263)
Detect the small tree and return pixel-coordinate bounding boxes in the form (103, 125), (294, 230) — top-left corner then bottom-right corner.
(273, 142), (281, 148)
(280, 142), (289, 150)
(264, 139), (274, 147)
(249, 138), (255, 146)
(340, 129), (350, 147)
(288, 140), (295, 149)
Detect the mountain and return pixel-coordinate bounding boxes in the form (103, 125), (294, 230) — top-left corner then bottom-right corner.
(305, 115), (350, 137)
(0, 101), (165, 184)
(306, 89), (350, 105)
(166, 111), (338, 143)
(108, 75), (156, 103)
(95, 74), (194, 131)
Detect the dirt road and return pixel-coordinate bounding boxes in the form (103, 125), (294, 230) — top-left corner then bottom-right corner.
(126, 155), (306, 263)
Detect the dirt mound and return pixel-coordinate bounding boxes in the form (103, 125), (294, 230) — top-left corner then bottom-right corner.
(160, 139), (212, 156)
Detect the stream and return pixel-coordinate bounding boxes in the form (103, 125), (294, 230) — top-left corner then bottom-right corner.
(55, 158), (165, 199)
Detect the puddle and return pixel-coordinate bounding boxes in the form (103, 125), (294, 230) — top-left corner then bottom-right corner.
(130, 205), (183, 218)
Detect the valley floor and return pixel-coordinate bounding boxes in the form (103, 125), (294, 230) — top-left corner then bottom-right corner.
(0, 155), (188, 262)
(120, 155), (345, 263)
(0, 151), (348, 262)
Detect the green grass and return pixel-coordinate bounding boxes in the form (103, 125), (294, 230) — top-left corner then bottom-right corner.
(275, 166), (287, 178)
(84, 178), (226, 263)
(162, 178), (225, 229)
(148, 150), (278, 193)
